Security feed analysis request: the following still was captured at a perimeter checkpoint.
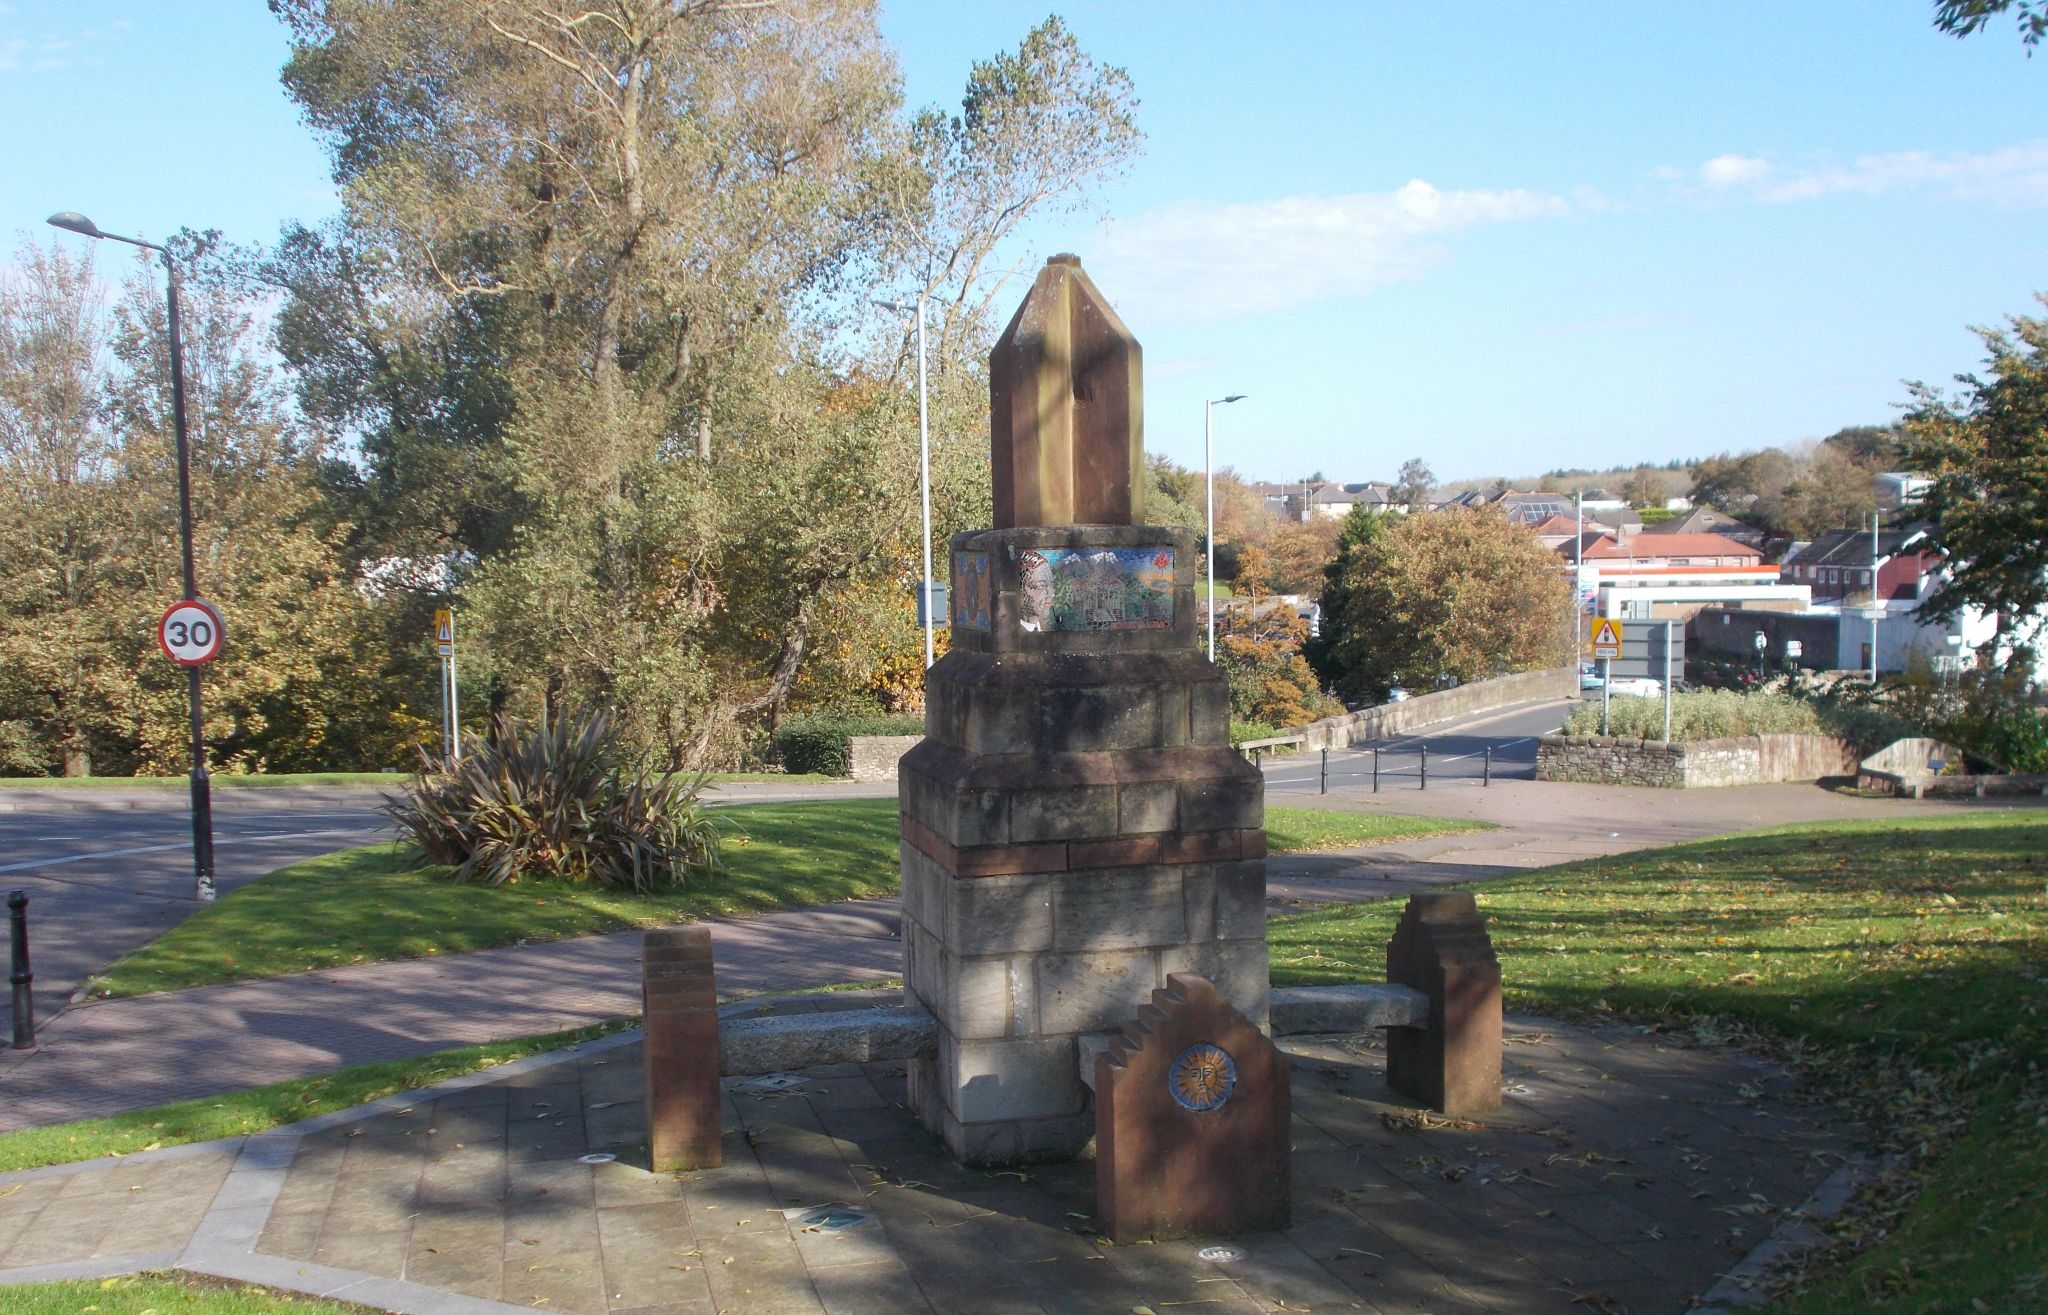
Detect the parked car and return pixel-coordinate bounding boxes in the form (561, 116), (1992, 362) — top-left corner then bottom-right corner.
(1578, 662), (1603, 691)
(1608, 676), (1664, 698)
(1384, 687), (1411, 703)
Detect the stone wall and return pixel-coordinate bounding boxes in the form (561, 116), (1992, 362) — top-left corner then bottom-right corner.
(1537, 732), (1859, 787)
(1299, 667), (1577, 750)
(848, 735), (924, 782)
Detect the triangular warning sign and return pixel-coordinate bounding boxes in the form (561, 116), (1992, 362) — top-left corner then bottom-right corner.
(1591, 617), (1622, 656)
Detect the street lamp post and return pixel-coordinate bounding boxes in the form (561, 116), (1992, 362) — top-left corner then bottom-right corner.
(1204, 394), (1245, 662)
(876, 295), (935, 669)
(48, 211), (216, 902)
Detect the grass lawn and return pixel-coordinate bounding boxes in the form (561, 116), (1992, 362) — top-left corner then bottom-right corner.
(0, 1020), (632, 1174)
(5, 1273), (383, 1314)
(87, 800), (1476, 999)
(1271, 811), (2048, 1314)
(1263, 804), (1484, 853)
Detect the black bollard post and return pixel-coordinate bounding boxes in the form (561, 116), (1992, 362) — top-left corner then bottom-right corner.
(8, 890), (33, 1051)
(1320, 747), (1328, 795)
(1373, 746), (1380, 793)
(1420, 743), (1428, 790)
(1483, 745), (1491, 787)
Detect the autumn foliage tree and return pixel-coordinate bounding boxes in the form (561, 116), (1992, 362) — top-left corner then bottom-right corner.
(1900, 298), (2048, 671)
(1309, 508), (1573, 705)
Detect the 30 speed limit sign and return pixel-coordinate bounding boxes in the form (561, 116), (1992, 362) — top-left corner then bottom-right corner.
(157, 599), (225, 667)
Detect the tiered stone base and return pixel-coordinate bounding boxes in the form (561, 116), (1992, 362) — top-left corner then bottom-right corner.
(898, 525), (1268, 1166)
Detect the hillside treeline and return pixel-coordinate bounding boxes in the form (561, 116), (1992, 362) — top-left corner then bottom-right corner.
(0, 3), (1138, 775)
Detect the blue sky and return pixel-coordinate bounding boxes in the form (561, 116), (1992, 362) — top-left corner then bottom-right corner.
(4, 1), (2043, 484)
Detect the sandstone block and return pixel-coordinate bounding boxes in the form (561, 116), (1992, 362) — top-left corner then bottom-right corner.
(1010, 784), (1119, 842)
(1052, 868), (1188, 952)
(642, 927), (721, 1172)
(963, 684), (1036, 756)
(1213, 861), (1268, 941)
(1117, 779), (1178, 834)
(944, 1034), (1087, 1124)
(1038, 685), (1160, 753)
(1157, 684), (1190, 748)
(947, 874), (1054, 956)
(939, 1109), (1096, 1167)
(1035, 947), (1160, 1036)
(1095, 974), (1290, 1241)
(1178, 773), (1263, 833)
(941, 951), (1015, 1041)
(1181, 866), (1218, 941)
(1385, 892), (1502, 1117)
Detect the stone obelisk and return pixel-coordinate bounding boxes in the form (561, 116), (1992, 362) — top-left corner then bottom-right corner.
(897, 255), (1270, 1166)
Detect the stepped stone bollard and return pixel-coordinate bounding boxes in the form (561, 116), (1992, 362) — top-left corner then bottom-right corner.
(1096, 974), (1290, 1242)
(642, 926), (722, 1171)
(899, 254), (1270, 1166)
(1385, 892), (1502, 1117)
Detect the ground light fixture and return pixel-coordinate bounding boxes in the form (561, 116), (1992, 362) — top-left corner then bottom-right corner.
(47, 211), (217, 902)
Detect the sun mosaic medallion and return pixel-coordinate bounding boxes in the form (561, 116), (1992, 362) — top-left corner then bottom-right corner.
(1167, 1042), (1237, 1112)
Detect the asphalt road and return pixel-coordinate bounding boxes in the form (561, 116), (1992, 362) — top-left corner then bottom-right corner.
(0, 787), (395, 1036)
(1259, 697), (1579, 797)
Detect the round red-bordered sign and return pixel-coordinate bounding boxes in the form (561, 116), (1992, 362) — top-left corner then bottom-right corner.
(157, 599), (225, 667)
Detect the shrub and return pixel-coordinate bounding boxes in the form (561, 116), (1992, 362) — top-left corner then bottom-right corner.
(1566, 686), (1919, 748)
(386, 710), (722, 892)
(773, 713), (923, 776)
(1230, 720), (1284, 746)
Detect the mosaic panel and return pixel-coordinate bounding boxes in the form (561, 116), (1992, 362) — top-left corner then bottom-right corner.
(952, 552), (993, 631)
(1017, 546), (1174, 632)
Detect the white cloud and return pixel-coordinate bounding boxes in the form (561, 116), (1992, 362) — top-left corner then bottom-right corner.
(1085, 180), (1573, 327)
(1682, 142), (2048, 205)
(1699, 154), (1771, 187)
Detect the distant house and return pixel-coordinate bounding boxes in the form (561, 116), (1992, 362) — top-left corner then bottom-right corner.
(1641, 505), (1766, 550)
(1493, 491), (1575, 525)
(1529, 513), (1583, 552)
(1579, 532), (1763, 572)
(1780, 527), (1935, 605)
(1564, 531), (1804, 620)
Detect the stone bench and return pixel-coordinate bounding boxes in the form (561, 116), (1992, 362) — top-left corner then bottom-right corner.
(1074, 983), (1430, 1089)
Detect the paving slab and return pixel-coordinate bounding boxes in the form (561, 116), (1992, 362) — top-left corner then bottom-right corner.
(0, 992), (1863, 1315)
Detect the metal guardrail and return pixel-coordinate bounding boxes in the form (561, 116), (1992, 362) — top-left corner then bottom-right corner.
(1258, 741), (1509, 793)
(1235, 734), (1307, 764)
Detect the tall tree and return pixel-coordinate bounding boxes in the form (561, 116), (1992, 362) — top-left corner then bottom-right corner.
(0, 245), (130, 774)
(1899, 299), (2048, 670)
(1392, 457), (1434, 509)
(1310, 508), (1572, 704)
(0, 239), (416, 775)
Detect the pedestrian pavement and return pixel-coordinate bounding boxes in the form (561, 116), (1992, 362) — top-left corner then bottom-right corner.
(0, 990), (1872, 1314)
(1, 779), (2024, 1131)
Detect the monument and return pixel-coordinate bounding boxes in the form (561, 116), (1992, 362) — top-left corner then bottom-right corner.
(897, 255), (1270, 1166)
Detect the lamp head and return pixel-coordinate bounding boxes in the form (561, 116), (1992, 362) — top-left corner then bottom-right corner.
(47, 211), (104, 239)
(1222, 394), (1246, 403)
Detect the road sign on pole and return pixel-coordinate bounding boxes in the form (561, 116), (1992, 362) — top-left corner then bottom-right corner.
(1590, 617), (1622, 660)
(432, 609), (459, 761)
(157, 599), (225, 667)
